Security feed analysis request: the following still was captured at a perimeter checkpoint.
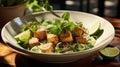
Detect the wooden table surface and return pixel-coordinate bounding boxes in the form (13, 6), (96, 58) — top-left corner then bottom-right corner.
(0, 17), (120, 67)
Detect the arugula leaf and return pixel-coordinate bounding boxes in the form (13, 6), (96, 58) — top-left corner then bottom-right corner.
(62, 22), (75, 33)
(48, 19), (62, 34)
(49, 25), (59, 34)
(44, 4), (53, 11)
(54, 19), (62, 28)
(62, 12), (70, 20)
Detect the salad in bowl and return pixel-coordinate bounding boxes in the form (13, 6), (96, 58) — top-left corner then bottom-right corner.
(1, 10), (114, 63)
(14, 12), (103, 54)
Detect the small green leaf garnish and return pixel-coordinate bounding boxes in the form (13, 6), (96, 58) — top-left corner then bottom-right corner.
(62, 12), (70, 20)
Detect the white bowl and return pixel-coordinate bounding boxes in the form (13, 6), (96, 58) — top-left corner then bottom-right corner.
(1, 10), (115, 63)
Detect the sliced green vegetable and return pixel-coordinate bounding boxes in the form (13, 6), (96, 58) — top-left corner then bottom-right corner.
(99, 47), (120, 60)
(89, 21), (100, 35)
(77, 44), (93, 51)
(71, 43), (78, 52)
(91, 29), (104, 39)
(31, 46), (40, 52)
(89, 21), (104, 39)
(14, 30), (31, 45)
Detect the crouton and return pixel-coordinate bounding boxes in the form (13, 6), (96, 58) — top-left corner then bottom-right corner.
(29, 37), (39, 48)
(59, 31), (73, 42)
(47, 34), (59, 45)
(74, 26), (84, 37)
(75, 37), (86, 44)
(34, 29), (46, 40)
(40, 43), (53, 53)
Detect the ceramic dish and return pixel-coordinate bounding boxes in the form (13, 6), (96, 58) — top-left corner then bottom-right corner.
(1, 10), (115, 63)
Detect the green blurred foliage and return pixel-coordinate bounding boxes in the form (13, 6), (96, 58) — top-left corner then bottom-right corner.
(0, 0), (53, 13)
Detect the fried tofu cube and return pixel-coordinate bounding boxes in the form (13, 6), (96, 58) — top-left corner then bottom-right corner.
(29, 37), (39, 48)
(74, 26), (84, 37)
(59, 31), (73, 42)
(47, 34), (59, 45)
(40, 43), (53, 53)
(75, 37), (86, 44)
(34, 29), (46, 40)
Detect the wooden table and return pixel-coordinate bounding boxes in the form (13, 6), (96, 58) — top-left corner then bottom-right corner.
(0, 18), (120, 67)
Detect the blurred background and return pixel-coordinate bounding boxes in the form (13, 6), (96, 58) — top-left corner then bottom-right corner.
(0, 0), (120, 28)
(49, 0), (120, 18)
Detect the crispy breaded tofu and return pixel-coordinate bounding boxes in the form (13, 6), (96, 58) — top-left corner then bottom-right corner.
(29, 37), (39, 48)
(47, 34), (59, 45)
(59, 31), (73, 42)
(75, 37), (86, 44)
(34, 29), (46, 40)
(74, 26), (84, 37)
(40, 43), (53, 53)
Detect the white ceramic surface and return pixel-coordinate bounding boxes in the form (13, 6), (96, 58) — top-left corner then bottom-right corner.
(1, 10), (115, 63)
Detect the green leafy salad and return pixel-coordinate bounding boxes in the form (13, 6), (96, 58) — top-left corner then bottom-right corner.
(14, 12), (104, 53)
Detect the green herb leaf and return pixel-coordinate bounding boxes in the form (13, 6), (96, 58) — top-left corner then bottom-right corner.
(49, 25), (59, 34)
(62, 22), (75, 32)
(44, 4), (53, 11)
(62, 12), (70, 20)
(55, 42), (63, 53)
(20, 21), (41, 33)
(48, 19), (63, 34)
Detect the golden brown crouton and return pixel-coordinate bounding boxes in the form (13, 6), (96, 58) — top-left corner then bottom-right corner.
(29, 37), (39, 48)
(34, 29), (46, 40)
(74, 26), (84, 37)
(40, 43), (53, 53)
(59, 31), (73, 42)
(75, 37), (86, 44)
(47, 34), (59, 45)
